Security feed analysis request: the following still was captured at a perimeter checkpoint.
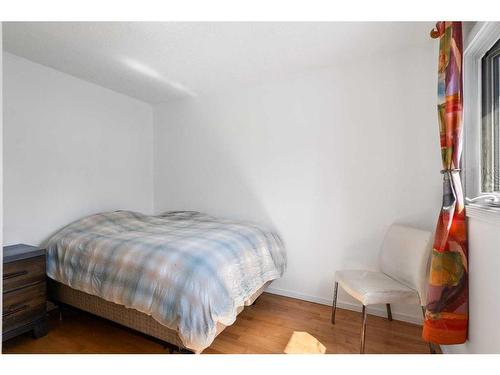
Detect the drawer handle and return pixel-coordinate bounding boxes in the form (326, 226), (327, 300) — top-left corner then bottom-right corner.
(3, 270), (28, 280)
(3, 304), (29, 317)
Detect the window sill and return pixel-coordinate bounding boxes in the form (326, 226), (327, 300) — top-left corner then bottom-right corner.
(466, 203), (500, 226)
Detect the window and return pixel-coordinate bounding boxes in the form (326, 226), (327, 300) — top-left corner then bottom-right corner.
(463, 23), (500, 208)
(481, 38), (500, 193)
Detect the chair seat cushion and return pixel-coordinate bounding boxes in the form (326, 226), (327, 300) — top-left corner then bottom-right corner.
(335, 270), (420, 306)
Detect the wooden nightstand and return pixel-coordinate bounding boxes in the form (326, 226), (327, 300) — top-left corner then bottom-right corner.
(2, 244), (48, 342)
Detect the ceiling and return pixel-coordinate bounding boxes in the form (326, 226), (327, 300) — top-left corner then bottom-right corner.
(3, 22), (433, 103)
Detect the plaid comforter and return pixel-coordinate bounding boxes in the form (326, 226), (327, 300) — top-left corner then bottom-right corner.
(45, 211), (286, 352)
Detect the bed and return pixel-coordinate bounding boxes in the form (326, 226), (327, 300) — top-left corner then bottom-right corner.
(44, 210), (286, 353)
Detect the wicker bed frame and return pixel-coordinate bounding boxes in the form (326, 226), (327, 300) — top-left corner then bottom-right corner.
(47, 279), (269, 353)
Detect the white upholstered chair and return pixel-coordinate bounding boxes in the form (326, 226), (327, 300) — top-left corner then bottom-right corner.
(331, 224), (433, 353)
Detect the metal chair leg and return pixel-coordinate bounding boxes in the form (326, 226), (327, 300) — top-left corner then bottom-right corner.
(360, 305), (367, 354)
(386, 304), (393, 321)
(421, 306), (436, 354)
(331, 281), (338, 324)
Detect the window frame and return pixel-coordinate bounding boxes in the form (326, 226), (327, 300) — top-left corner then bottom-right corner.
(480, 39), (500, 193)
(463, 22), (500, 209)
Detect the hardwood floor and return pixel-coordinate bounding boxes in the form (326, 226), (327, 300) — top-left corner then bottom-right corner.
(2, 292), (434, 354)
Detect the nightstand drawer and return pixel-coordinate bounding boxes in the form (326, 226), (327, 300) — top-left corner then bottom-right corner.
(3, 282), (46, 332)
(3, 256), (46, 293)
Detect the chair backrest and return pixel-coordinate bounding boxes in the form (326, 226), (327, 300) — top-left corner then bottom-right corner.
(378, 224), (433, 306)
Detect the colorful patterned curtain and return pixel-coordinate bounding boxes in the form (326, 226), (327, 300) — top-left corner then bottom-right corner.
(423, 21), (468, 345)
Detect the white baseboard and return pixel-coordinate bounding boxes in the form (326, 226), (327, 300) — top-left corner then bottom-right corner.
(265, 286), (423, 325)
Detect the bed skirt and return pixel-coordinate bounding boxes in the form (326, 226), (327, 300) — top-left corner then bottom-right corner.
(47, 279), (270, 353)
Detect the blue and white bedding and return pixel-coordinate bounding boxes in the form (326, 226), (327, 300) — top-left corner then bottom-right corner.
(45, 210), (286, 352)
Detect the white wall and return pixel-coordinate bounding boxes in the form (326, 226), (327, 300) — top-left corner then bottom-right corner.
(154, 42), (440, 323)
(3, 52), (154, 246)
(442, 211), (500, 354)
